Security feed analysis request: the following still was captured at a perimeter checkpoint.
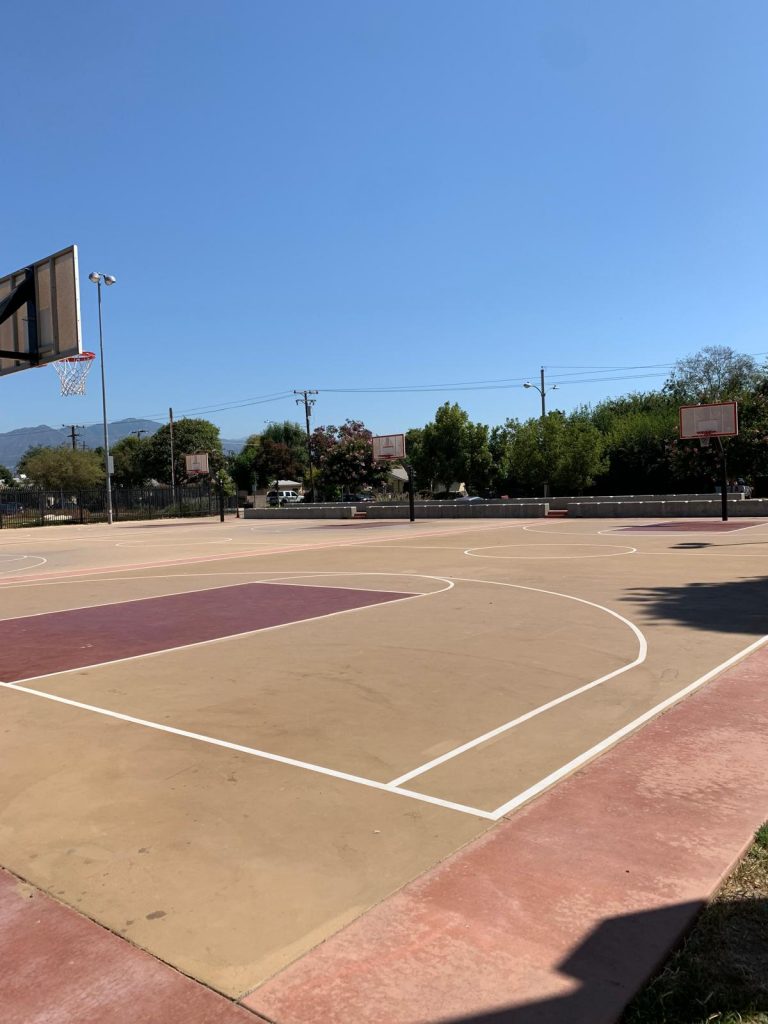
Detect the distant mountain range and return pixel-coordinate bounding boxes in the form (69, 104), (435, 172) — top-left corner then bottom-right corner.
(0, 419), (247, 470)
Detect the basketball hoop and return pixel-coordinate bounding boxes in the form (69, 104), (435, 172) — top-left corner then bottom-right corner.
(698, 436), (711, 448)
(53, 351), (96, 396)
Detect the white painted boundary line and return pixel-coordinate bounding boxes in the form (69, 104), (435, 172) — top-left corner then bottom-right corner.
(0, 520), (529, 586)
(389, 577), (647, 788)
(464, 543), (637, 560)
(0, 679), (494, 821)
(488, 632), (768, 819)
(0, 554), (47, 576)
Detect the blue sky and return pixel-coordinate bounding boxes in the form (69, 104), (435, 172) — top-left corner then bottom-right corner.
(2, 0), (767, 446)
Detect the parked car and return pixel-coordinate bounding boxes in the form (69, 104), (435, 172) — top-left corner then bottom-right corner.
(267, 490), (303, 507)
(340, 493), (374, 503)
(0, 502), (24, 514)
(453, 495), (484, 503)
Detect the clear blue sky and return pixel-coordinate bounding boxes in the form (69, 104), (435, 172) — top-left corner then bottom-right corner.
(2, 0), (767, 445)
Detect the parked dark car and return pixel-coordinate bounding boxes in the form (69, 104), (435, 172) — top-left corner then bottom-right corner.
(0, 502), (24, 514)
(341, 493), (374, 503)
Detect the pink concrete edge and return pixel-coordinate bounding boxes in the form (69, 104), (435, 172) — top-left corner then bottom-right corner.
(0, 865), (267, 1024)
(242, 643), (768, 1024)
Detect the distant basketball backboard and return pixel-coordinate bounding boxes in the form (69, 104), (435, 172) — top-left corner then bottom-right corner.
(0, 245), (82, 378)
(679, 401), (738, 440)
(372, 434), (406, 461)
(185, 452), (210, 477)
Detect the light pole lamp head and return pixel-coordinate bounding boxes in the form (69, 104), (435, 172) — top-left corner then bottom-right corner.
(523, 382), (532, 389)
(89, 272), (101, 283)
(551, 383), (559, 392)
(104, 275), (116, 286)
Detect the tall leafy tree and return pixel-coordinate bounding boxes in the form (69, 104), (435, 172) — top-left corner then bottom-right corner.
(0, 464), (13, 485)
(17, 447), (105, 489)
(111, 435), (152, 487)
(664, 345), (763, 403)
(412, 403), (493, 494)
(510, 412), (608, 494)
(252, 422), (308, 487)
(311, 420), (389, 496)
(145, 418), (224, 485)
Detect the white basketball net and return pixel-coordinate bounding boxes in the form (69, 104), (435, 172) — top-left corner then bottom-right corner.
(54, 354), (95, 396)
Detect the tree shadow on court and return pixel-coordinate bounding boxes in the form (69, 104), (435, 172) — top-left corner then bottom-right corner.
(440, 897), (768, 1023)
(623, 575), (768, 635)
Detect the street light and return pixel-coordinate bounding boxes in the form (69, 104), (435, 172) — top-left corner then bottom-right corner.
(523, 367), (558, 498)
(89, 272), (116, 524)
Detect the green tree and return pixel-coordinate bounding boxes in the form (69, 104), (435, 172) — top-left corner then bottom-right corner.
(111, 435), (152, 487)
(664, 345), (763, 403)
(311, 420), (389, 497)
(145, 418), (224, 485)
(229, 435), (261, 491)
(588, 392), (678, 494)
(412, 403), (493, 494)
(252, 422), (308, 488)
(0, 464), (13, 485)
(510, 412), (608, 494)
(17, 447), (105, 488)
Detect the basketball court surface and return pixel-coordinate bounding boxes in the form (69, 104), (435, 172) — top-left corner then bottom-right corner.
(2, 512), (768, 1016)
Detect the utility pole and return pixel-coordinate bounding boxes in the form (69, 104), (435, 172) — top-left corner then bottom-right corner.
(294, 390), (318, 502)
(63, 424), (85, 451)
(523, 367), (559, 500)
(131, 429), (147, 441)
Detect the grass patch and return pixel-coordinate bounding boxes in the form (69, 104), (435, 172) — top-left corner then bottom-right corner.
(622, 824), (768, 1023)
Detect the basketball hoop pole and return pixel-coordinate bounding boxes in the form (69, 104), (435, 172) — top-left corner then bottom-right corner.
(717, 437), (728, 522)
(406, 462), (415, 523)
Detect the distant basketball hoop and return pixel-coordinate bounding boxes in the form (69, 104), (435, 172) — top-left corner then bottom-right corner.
(372, 434), (406, 461)
(679, 401), (738, 445)
(53, 351), (96, 396)
(679, 401), (739, 521)
(185, 451), (210, 478)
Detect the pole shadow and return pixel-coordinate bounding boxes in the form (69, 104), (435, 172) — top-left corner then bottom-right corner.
(438, 898), (768, 1023)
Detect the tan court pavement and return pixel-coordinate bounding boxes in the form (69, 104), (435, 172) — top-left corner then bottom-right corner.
(0, 516), (766, 995)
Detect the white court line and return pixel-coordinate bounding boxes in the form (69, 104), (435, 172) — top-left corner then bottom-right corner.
(0, 679), (493, 821)
(2, 574), (454, 683)
(115, 538), (234, 547)
(464, 543), (637, 560)
(489, 632), (768, 819)
(0, 520), (529, 587)
(0, 554), (47, 575)
(388, 577), (647, 788)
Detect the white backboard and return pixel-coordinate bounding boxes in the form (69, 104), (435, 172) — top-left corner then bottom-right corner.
(185, 452), (210, 476)
(372, 434), (406, 460)
(679, 401), (738, 439)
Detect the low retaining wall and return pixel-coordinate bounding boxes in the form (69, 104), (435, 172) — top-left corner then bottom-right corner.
(367, 502), (549, 519)
(568, 499), (768, 518)
(244, 507), (356, 520)
(494, 492), (746, 509)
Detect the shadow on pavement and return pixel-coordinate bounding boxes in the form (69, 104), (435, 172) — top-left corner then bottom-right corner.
(624, 576), (768, 634)
(441, 898), (768, 1023)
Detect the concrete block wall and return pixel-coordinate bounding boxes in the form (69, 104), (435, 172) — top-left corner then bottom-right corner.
(244, 506), (356, 520)
(366, 502), (548, 519)
(567, 499), (768, 518)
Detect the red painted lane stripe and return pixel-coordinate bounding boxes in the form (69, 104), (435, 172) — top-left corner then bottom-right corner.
(0, 583), (411, 683)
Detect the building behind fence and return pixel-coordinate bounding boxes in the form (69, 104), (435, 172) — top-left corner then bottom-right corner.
(0, 485), (236, 528)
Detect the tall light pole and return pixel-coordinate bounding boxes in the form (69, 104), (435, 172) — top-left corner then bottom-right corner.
(89, 272), (116, 524)
(523, 367), (558, 499)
